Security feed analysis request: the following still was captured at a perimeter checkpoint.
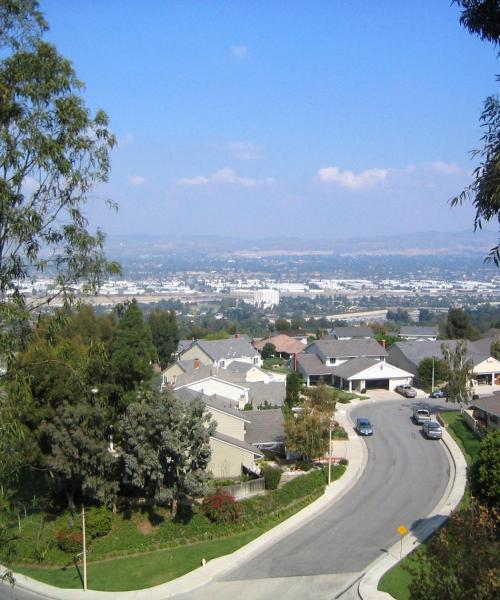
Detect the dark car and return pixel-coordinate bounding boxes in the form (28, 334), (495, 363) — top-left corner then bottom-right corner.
(356, 417), (373, 436)
(429, 388), (447, 399)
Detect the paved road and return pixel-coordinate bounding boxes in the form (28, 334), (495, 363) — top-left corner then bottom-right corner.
(174, 398), (450, 599)
(0, 398), (451, 600)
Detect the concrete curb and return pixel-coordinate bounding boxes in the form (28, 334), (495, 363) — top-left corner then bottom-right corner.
(0, 406), (367, 599)
(356, 421), (467, 600)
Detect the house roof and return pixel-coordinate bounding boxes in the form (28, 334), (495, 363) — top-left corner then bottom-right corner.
(191, 337), (260, 362)
(225, 360), (255, 376)
(331, 357), (381, 379)
(212, 431), (263, 456)
(244, 409), (285, 445)
(173, 387), (248, 421)
(297, 353), (336, 376)
(330, 326), (374, 338)
(247, 381), (286, 407)
(253, 334), (306, 355)
(388, 340), (488, 367)
(176, 339), (195, 355)
(470, 394), (500, 419)
(308, 338), (387, 358)
(399, 326), (438, 336)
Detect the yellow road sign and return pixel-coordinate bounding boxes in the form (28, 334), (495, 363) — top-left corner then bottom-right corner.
(397, 524), (408, 536)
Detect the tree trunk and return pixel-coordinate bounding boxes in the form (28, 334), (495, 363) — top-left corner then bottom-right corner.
(171, 497), (178, 519)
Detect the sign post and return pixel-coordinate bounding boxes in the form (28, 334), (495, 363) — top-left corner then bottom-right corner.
(397, 524), (408, 560)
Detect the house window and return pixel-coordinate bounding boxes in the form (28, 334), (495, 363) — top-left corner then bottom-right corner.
(253, 357), (259, 364)
(329, 358), (336, 365)
(220, 360), (225, 368)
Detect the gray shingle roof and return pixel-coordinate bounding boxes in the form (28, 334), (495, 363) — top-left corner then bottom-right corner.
(212, 431), (263, 456)
(308, 338), (387, 359)
(193, 337), (260, 361)
(330, 326), (374, 338)
(173, 387), (247, 420)
(247, 382), (286, 407)
(297, 353), (335, 376)
(389, 340), (487, 368)
(244, 409), (285, 445)
(225, 360), (254, 376)
(331, 357), (381, 379)
(470, 394), (500, 419)
(176, 339), (195, 355)
(399, 326), (438, 336)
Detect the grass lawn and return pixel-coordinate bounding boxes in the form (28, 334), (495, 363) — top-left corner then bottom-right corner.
(378, 411), (479, 599)
(14, 531), (262, 591)
(8, 466), (345, 591)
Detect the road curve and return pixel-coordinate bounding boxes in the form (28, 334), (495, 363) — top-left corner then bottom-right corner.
(0, 398), (450, 600)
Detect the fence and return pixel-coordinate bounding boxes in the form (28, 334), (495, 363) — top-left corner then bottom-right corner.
(221, 477), (266, 500)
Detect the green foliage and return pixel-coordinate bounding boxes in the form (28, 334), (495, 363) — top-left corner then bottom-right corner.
(386, 309), (411, 324)
(55, 528), (83, 555)
(118, 390), (215, 513)
(407, 502), (499, 600)
(202, 491), (240, 524)
(261, 342), (276, 360)
(374, 333), (401, 348)
(491, 339), (500, 360)
(441, 340), (474, 404)
(274, 318), (290, 331)
(417, 357), (449, 390)
(261, 465), (282, 490)
(469, 430), (500, 507)
(85, 507), (113, 540)
(285, 372), (303, 408)
(445, 308), (480, 340)
(147, 309), (179, 369)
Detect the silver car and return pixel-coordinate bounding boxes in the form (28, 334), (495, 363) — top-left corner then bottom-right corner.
(413, 407), (431, 424)
(422, 420), (442, 439)
(395, 384), (417, 398)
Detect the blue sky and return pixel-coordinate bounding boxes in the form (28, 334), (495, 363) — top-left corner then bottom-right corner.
(41, 0), (499, 239)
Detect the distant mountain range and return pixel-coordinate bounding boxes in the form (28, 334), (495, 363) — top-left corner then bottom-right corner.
(105, 229), (496, 259)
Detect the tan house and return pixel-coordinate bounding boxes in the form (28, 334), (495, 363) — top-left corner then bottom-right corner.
(177, 335), (262, 369)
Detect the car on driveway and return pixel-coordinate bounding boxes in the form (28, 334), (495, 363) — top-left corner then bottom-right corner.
(413, 407), (431, 424)
(422, 420), (442, 439)
(395, 384), (417, 398)
(356, 417), (373, 436)
(429, 388), (447, 398)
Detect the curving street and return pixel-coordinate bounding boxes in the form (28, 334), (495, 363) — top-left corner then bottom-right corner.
(0, 398), (451, 600)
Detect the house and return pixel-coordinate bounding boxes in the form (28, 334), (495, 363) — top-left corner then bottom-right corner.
(399, 326), (438, 341)
(387, 340), (500, 386)
(469, 394), (500, 430)
(297, 338), (413, 391)
(174, 387), (263, 478)
(329, 326), (374, 340)
(174, 389), (285, 478)
(177, 335), (262, 369)
(253, 334), (306, 359)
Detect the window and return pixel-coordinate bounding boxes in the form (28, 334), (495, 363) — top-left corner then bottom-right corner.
(220, 360), (225, 368)
(253, 357), (259, 365)
(329, 357), (336, 364)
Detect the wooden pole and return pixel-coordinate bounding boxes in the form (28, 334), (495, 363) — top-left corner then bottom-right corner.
(82, 506), (87, 592)
(328, 421), (332, 485)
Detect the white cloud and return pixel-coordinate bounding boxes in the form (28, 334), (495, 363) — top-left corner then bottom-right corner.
(228, 141), (262, 160)
(231, 45), (249, 59)
(429, 161), (462, 175)
(176, 167), (275, 188)
(318, 166), (388, 189)
(128, 175), (146, 187)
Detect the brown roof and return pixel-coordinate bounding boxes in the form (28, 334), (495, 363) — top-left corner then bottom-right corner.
(470, 394), (500, 419)
(253, 334), (306, 355)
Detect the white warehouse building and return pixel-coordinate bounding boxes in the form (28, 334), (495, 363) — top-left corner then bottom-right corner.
(254, 288), (280, 308)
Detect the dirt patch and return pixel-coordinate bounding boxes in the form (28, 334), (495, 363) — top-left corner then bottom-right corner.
(137, 519), (158, 535)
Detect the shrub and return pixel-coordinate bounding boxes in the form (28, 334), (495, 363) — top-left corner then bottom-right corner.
(339, 458), (349, 466)
(262, 465), (283, 490)
(296, 460), (312, 471)
(85, 506), (113, 540)
(202, 491), (240, 524)
(55, 528), (83, 554)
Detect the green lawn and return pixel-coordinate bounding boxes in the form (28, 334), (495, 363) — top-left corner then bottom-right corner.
(8, 466), (345, 591)
(378, 411), (479, 599)
(15, 531), (262, 591)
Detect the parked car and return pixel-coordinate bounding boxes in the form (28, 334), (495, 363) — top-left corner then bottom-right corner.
(422, 420), (442, 439)
(395, 384), (417, 398)
(429, 388), (447, 398)
(356, 417), (373, 436)
(413, 407), (431, 424)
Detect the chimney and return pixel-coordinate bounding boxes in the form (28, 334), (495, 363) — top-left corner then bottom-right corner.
(381, 339), (386, 349)
(194, 358), (200, 369)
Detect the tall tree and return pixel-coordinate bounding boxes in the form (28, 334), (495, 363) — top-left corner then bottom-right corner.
(148, 308), (179, 369)
(469, 430), (500, 507)
(445, 308), (480, 340)
(110, 300), (155, 396)
(118, 390), (215, 517)
(417, 357), (449, 390)
(441, 340), (475, 404)
(451, 1), (500, 264)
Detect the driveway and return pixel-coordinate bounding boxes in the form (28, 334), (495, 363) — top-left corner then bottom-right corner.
(174, 398), (450, 600)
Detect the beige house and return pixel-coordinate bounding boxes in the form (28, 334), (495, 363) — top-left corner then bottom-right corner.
(177, 335), (262, 369)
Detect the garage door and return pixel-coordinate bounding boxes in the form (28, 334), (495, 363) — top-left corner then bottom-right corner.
(365, 378), (390, 390)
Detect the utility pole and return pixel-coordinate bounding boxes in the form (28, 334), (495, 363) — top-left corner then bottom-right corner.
(431, 356), (435, 393)
(328, 420), (332, 486)
(82, 506), (87, 592)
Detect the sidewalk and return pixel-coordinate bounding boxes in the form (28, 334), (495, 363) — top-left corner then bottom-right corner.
(0, 406), (367, 600)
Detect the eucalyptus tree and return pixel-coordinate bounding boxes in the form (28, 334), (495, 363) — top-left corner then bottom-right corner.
(441, 340), (474, 404)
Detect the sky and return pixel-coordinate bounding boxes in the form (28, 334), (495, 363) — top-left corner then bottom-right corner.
(40, 0), (499, 240)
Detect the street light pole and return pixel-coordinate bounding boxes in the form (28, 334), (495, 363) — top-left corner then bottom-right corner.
(328, 420), (332, 486)
(431, 357), (435, 393)
(82, 506), (87, 592)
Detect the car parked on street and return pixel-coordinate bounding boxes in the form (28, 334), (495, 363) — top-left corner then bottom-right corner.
(422, 420), (442, 439)
(395, 384), (417, 398)
(429, 388), (447, 399)
(356, 417), (373, 436)
(412, 407), (431, 424)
